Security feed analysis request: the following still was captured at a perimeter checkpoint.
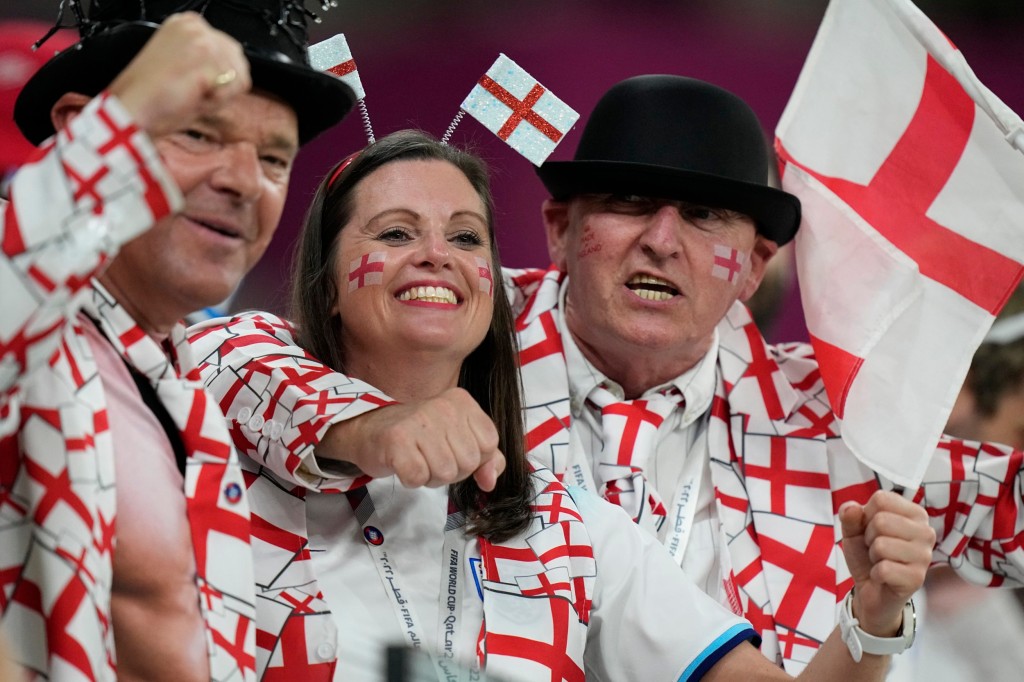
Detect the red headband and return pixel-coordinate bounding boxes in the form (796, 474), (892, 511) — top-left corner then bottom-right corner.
(327, 151), (361, 188)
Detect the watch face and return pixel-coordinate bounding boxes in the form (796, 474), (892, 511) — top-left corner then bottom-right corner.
(903, 599), (917, 648)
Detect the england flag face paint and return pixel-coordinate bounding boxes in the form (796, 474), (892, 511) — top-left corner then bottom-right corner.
(711, 243), (749, 284)
(348, 251), (387, 292)
(475, 256), (493, 297)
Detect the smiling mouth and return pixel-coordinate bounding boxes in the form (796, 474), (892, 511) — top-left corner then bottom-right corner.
(192, 217), (241, 239)
(397, 285), (459, 304)
(626, 274), (679, 301)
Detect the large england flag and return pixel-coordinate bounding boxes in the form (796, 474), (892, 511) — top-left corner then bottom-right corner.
(775, 0), (1024, 487)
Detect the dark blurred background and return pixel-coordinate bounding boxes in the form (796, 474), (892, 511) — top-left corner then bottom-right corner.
(3, 0), (1022, 330)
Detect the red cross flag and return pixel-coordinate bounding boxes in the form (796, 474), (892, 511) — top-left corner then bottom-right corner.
(348, 251), (386, 292)
(712, 244), (749, 284)
(775, 0), (1024, 487)
(308, 33), (365, 100)
(460, 54), (579, 166)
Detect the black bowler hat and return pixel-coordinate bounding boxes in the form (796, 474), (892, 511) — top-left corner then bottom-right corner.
(537, 75), (801, 245)
(15, 0), (355, 146)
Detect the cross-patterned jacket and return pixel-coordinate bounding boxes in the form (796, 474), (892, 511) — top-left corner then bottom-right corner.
(510, 265), (1024, 675)
(0, 94), (257, 681)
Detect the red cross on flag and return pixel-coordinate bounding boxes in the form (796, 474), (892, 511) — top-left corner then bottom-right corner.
(308, 33), (365, 101)
(775, 0), (1024, 487)
(461, 54), (579, 166)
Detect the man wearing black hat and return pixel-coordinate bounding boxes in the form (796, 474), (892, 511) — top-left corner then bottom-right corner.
(0, 2), (353, 680)
(507, 74), (1024, 674)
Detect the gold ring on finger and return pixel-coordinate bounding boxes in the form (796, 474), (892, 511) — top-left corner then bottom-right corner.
(212, 68), (237, 87)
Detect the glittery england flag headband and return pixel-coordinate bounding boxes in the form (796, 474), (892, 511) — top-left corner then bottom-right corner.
(309, 36), (579, 167)
(450, 53), (580, 166)
(308, 33), (374, 143)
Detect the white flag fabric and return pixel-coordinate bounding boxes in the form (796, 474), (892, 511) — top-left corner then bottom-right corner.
(775, 0), (1024, 487)
(308, 33), (366, 101)
(461, 53), (579, 166)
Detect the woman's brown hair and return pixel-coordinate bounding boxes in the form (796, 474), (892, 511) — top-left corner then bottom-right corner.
(290, 129), (531, 542)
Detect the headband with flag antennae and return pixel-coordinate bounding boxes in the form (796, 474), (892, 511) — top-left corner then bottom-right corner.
(309, 35), (579, 167)
(309, 33), (375, 143)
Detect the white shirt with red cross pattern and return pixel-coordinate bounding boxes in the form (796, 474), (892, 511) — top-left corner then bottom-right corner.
(0, 93), (257, 682)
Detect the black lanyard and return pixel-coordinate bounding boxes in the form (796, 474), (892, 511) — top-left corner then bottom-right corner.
(88, 316), (189, 476)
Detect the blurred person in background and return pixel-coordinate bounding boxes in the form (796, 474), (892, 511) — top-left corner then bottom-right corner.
(916, 288), (1024, 682)
(0, 20), (74, 198)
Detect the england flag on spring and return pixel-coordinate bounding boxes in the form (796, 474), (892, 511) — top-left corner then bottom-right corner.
(308, 33), (365, 101)
(776, 0), (1024, 487)
(461, 54), (579, 166)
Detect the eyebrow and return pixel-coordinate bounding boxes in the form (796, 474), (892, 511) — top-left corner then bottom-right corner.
(365, 208), (488, 226)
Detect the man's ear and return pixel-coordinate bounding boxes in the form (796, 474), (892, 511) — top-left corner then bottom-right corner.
(50, 93), (93, 134)
(738, 234), (780, 303)
(542, 198), (572, 270)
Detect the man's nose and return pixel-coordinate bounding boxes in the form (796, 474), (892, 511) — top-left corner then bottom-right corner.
(210, 141), (262, 202)
(639, 204), (684, 259)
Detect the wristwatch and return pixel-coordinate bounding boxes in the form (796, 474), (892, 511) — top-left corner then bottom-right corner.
(838, 589), (916, 663)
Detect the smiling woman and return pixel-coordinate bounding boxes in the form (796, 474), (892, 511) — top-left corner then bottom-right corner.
(327, 158), (495, 389)
(288, 130), (530, 539)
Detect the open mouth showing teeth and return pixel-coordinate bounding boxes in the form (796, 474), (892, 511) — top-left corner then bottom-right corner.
(626, 274), (678, 302)
(397, 285), (458, 304)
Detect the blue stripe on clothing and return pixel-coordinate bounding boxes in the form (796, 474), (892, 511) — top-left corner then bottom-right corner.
(678, 624), (759, 681)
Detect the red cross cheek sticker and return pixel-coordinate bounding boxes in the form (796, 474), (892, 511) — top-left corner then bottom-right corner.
(348, 251), (386, 292)
(475, 256), (494, 297)
(711, 243), (750, 284)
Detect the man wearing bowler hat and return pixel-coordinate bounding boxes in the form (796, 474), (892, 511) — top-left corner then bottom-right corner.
(506, 74), (1024, 674)
(0, 1), (353, 679)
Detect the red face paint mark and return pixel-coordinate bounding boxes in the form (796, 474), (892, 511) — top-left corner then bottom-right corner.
(711, 243), (748, 284)
(476, 256), (494, 297)
(577, 224), (603, 259)
(348, 251), (386, 292)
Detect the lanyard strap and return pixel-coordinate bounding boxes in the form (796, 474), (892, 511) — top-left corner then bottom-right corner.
(662, 416), (709, 566)
(437, 510), (476, 682)
(564, 420), (599, 492)
(346, 487), (479, 681)
(87, 315), (189, 475)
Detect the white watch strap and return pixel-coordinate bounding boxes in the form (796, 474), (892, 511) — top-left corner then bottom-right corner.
(839, 590), (916, 663)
